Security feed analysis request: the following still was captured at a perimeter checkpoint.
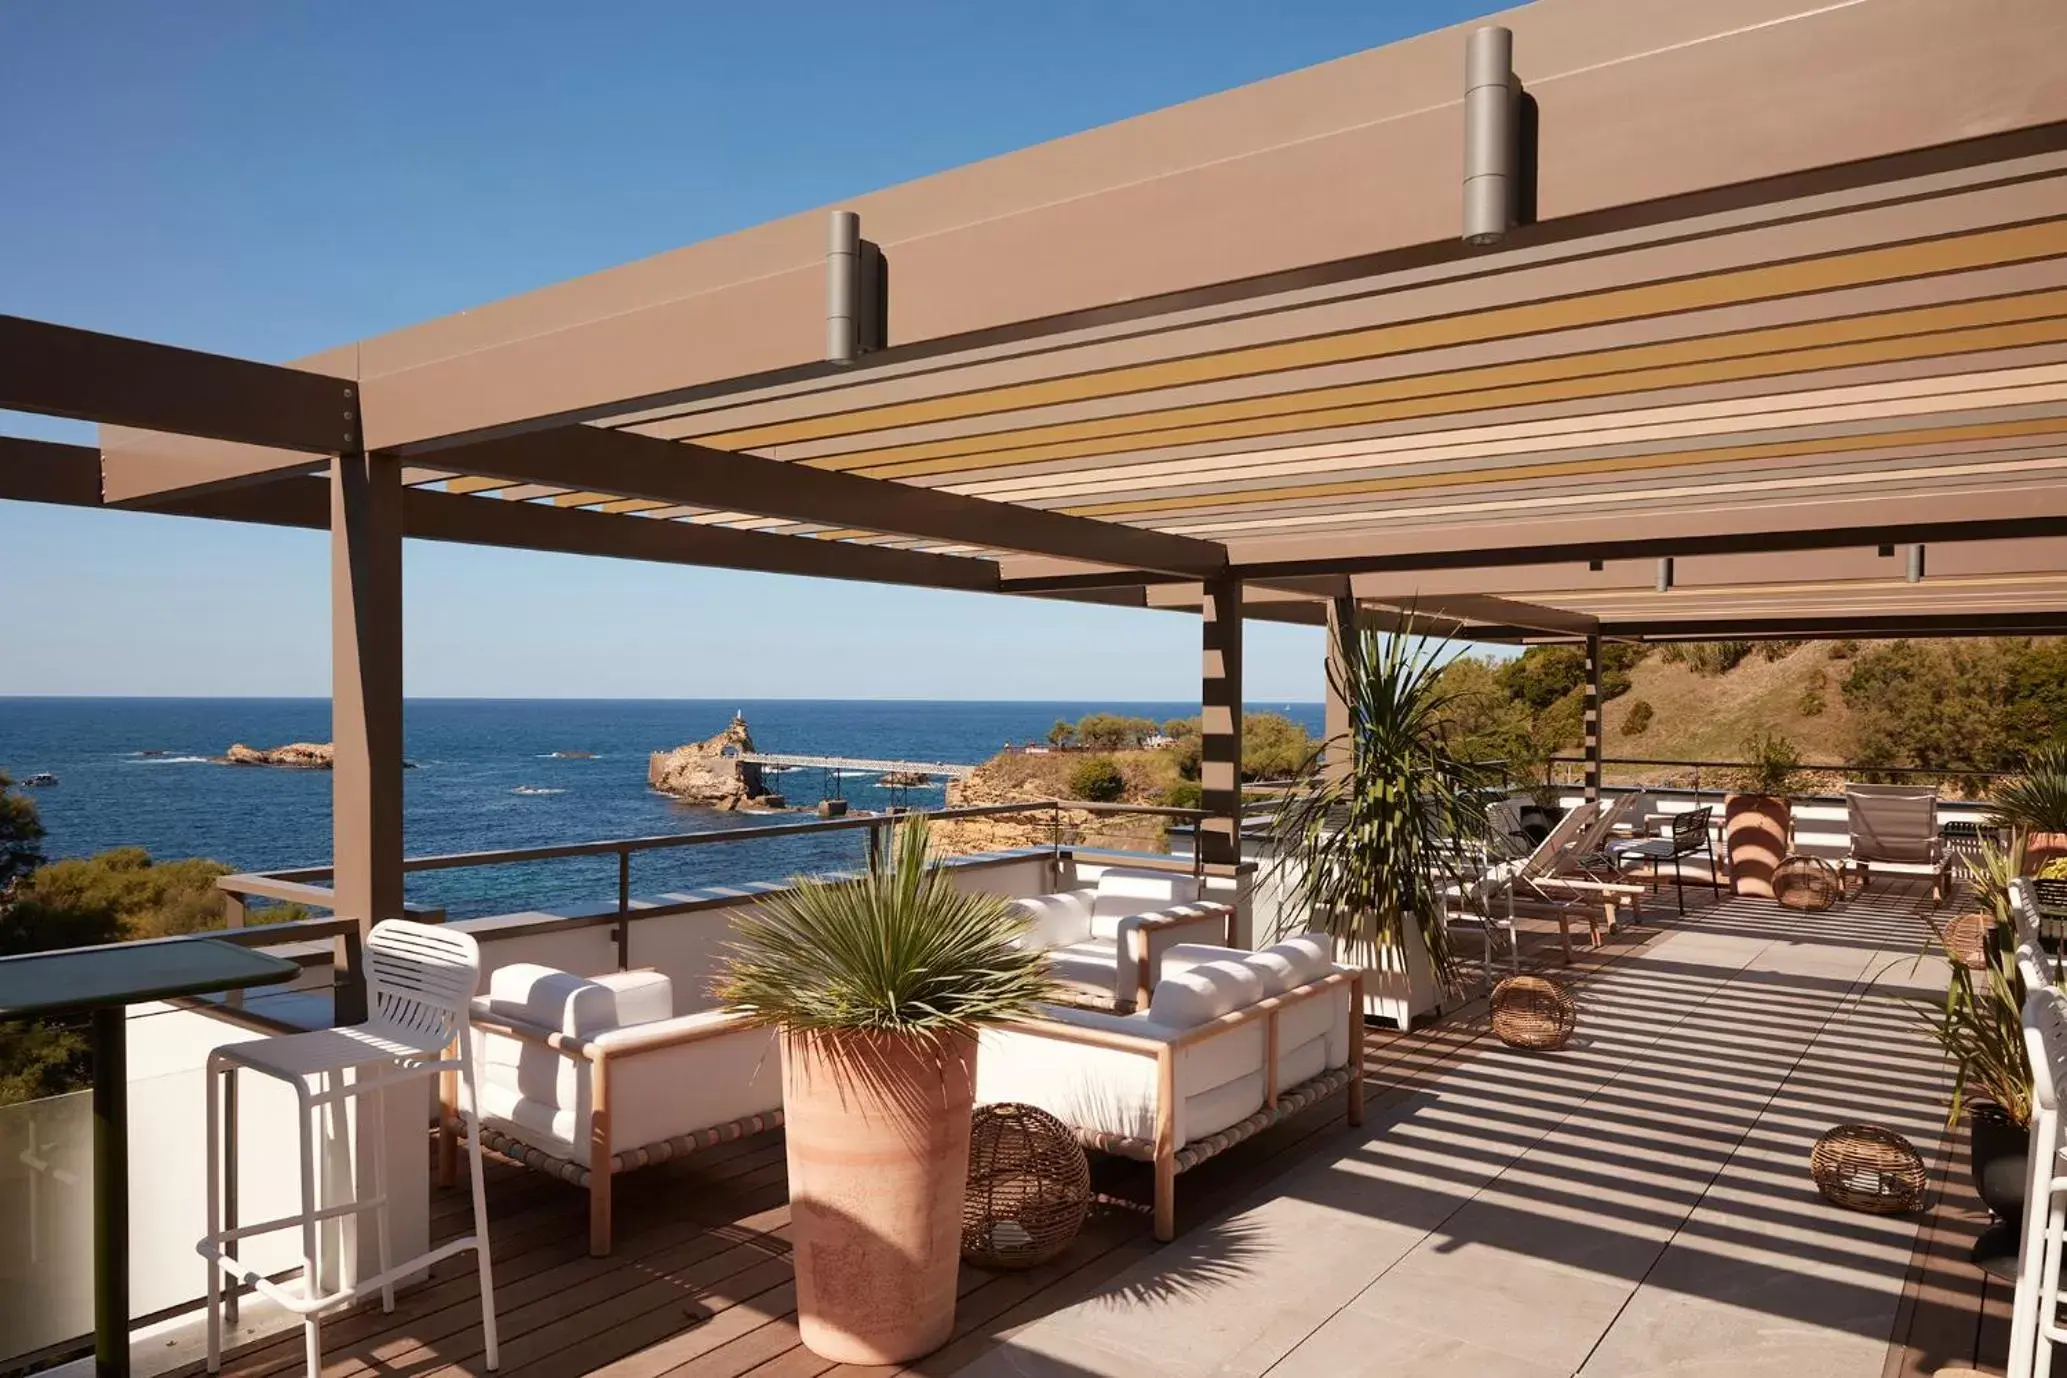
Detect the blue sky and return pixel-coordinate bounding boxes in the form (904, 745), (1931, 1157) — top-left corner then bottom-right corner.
(0, 1), (1502, 700)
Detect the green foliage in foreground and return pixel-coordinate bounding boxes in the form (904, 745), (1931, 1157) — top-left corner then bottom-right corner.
(1269, 623), (1494, 990)
(715, 816), (1056, 1038)
(1991, 742), (2067, 838)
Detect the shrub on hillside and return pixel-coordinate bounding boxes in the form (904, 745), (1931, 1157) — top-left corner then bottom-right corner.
(1242, 712), (1315, 779)
(0, 771), (45, 896)
(1162, 781), (1203, 810)
(1074, 713), (1158, 750)
(11, 847), (236, 945)
(1759, 642), (1799, 662)
(1660, 641), (1754, 675)
(1067, 756), (1126, 803)
(1621, 699), (1654, 736)
(1499, 646), (1586, 711)
(1843, 638), (2067, 772)
(1829, 639), (1861, 660)
(1798, 668), (1829, 719)
(1164, 712), (1311, 782)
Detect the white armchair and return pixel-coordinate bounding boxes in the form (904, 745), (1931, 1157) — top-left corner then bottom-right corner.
(447, 963), (781, 1255)
(1013, 866), (1236, 1011)
(978, 935), (1362, 1239)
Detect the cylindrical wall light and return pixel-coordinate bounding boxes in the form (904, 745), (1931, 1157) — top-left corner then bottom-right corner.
(1907, 544), (1927, 583)
(1463, 27), (1517, 246)
(1656, 557), (1675, 593)
(826, 210), (862, 366)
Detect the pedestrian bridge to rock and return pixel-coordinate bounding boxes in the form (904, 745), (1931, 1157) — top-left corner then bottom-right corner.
(734, 752), (976, 779)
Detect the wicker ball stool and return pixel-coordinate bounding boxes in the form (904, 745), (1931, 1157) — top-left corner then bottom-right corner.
(962, 1103), (1091, 1270)
(1809, 1124), (1927, 1214)
(1489, 975), (1577, 1050)
(1773, 855), (1841, 912)
(1941, 912), (1994, 970)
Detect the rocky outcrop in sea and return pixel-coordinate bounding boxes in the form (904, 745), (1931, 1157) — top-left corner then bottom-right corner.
(220, 741), (333, 769)
(647, 714), (780, 810)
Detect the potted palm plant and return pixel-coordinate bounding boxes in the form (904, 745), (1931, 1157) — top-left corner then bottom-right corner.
(715, 816), (1054, 1364)
(1267, 620), (1492, 1027)
(1724, 729), (1803, 899)
(1922, 845), (2032, 1266)
(1991, 742), (2067, 873)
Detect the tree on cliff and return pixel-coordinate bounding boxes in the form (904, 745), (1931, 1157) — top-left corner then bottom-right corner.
(0, 770), (45, 895)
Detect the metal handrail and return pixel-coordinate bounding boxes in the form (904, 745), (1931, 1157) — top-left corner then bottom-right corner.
(219, 799), (1210, 922)
(1545, 754), (2017, 780)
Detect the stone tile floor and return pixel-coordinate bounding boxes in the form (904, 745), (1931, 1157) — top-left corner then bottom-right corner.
(956, 883), (1960, 1378)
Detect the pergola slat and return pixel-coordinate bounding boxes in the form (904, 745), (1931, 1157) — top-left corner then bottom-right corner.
(427, 423), (1228, 578)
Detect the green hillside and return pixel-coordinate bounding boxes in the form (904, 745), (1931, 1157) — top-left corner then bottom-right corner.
(1441, 636), (2067, 783)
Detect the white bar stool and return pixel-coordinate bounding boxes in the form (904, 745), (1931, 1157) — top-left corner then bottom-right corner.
(198, 920), (499, 1375)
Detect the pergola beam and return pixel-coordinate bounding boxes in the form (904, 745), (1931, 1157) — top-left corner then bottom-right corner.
(0, 435), (101, 505)
(1, 315), (356, 455)
(427, 425), (1228, 579)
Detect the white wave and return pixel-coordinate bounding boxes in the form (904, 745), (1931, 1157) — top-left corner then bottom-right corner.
(511, 786), (565, 796)
(128, 755), (212, 765)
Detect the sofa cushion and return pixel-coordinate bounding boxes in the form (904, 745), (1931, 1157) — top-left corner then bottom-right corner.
(1090, 867), (1200, 920)
(1148, 958), (1265, 1029)
(1155, 941), (1300, 999)
(484, 963), (673, 1037)
(1012, 889), (1097, 950)
(1045, 938), (1121, 1006)
(1266, 934), (1335, 984)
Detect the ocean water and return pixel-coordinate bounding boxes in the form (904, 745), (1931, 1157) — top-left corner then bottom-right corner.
(0, 698), (1323, 920)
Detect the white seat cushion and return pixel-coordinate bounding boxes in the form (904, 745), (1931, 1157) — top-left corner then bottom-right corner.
(1012, 889), (1097, 950)
(483, 962), (673, 1037)
(1090, 867), (1201, 920)
(1045, 938), (1122, 1005)
(1265, 934), (1334, 984)
(1149, 958), (1266, 1029)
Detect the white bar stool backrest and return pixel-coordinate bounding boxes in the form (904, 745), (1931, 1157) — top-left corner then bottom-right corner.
(364, 920), (480, 1044)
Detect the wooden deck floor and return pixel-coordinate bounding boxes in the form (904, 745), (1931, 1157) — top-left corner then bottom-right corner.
(179, 881), (2002, 1378)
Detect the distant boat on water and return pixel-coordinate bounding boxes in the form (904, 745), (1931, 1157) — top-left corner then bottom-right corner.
(24, 772), (58, 787)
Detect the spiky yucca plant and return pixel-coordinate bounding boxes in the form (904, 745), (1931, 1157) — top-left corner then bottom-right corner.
(1920, 914), (2033, 1129)
(1991, 742), (2067, 843)
(1267, 619), (1494, 992)
(715, 814), (1056, 1041)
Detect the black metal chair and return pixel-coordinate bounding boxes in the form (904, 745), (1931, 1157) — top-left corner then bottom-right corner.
(1610, 805), (1719, 915)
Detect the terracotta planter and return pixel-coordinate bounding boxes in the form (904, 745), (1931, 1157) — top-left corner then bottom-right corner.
(781, 1028), (976, 1365)
(2024, 832), (2067, 874)
(1723, 793), (1790, 899)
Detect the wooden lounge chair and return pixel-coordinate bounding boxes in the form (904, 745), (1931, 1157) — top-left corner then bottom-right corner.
(1841, 783), (1952, 905)
(1484, 802), (1647, 961)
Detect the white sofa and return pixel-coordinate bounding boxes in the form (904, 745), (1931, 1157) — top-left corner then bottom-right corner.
(449, 962), (781, 1255)
(1013, 866), (1236, 1012)
(978, 935), (1363, 1240)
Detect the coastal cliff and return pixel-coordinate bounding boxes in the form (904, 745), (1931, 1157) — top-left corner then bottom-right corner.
(648, 714), (778, 810)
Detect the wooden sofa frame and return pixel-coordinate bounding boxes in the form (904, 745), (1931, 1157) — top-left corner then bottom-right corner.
(993, 968), (1364, 1240)
(440, 1006), (779, 1256)
(1105, 900), (1238, 1011)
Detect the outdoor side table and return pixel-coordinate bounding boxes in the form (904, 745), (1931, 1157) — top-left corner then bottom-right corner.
(0, 939), (300, 1378)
